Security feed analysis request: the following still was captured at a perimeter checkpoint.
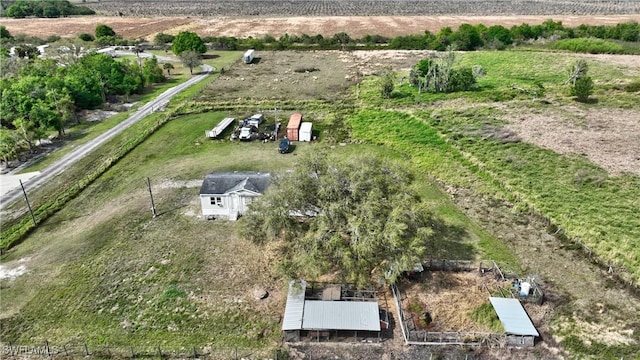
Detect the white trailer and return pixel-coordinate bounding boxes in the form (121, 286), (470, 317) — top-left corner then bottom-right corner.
(299, 122), (313, 142)
(243, 49), (255, 64)
(248, 113), (264, 127)
(205, 117), (235, 138)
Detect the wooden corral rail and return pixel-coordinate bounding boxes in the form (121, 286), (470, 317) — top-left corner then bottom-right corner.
(391, 259), (523, 346)
(390, 284), (409, 343)
(406, 331), (499, 346)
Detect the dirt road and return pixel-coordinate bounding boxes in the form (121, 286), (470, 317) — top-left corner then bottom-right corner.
(0, 64), (214, 209)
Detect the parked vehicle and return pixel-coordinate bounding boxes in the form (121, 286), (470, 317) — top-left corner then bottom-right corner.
(248, 113), (264, 127)
(279, 136), (290, 154)
(243, 49), (255, 64)
(239, 126), (254, 141)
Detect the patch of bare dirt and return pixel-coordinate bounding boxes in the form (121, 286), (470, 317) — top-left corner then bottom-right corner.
(3, 15), (640, 41)
(205, 51), (353, 101)
(400, 271), (508, 333)
(340, 50), (437, 75)
(504, 107), (640, 176)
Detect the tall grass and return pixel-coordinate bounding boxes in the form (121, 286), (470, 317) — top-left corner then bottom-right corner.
(416, 108), (640, 283)
(552, 38), (631, 54)
(347, 109), (520, 268)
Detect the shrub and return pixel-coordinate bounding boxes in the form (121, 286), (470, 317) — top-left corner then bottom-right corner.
(552, 38), (625, 54)
(95, 24), (116, 39)
(154, 32), (174, 45)
(623, 80), (640, 93)
(78, 33), (94, 42)
(572, 76), (594, 102)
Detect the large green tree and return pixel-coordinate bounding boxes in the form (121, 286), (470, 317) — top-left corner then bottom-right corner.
(240, 149), (436, 287)
(172, 31), (206, 55)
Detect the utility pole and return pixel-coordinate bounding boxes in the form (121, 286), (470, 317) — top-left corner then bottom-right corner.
(274, 107), (278, 140)
(146, 177), (157, 218)
(19, 179), (36, 226)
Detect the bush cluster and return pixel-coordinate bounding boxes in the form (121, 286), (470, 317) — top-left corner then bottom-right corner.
(2, 0), (95, 18)
(197, 20), (638, 52)
(552, 38), (626, 54)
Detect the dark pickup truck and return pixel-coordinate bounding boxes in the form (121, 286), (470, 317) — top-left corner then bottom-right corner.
(278, 136), (290, 154)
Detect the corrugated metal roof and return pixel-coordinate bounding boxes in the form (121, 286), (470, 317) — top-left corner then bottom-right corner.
(282, 280), (307, 331)
(287, 113), (302, 129)
(489, 297), (539, 337)
(302, 301), (381, 331)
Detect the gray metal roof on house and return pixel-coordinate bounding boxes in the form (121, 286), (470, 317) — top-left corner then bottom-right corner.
(199, 171), (270, 195)
(489, 297), (539, 337)
(282, 280), (307, 331)
(302, 300), (381, 331)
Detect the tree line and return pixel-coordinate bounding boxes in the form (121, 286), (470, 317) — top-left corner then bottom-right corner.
(151, 20), (639, 52)
(0, 35), (166, 165)
(1, 0), (95, 18)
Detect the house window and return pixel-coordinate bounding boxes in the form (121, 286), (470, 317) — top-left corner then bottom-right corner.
(210, 197), (223, 207)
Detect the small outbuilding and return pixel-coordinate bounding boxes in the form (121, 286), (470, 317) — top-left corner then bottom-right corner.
(287, 113), (302, 141)
(282, 280), (382, 342)
(199, 171), (270, 221)
(489, 297), (539, 347)
(299, 122), (313, 142)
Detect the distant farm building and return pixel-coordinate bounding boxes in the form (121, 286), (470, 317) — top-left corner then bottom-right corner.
(282, 280), (386, 342)
(199, 171), (270, 221)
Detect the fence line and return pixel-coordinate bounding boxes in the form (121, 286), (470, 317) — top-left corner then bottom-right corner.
(390, 284), (409, 344)
(391, 259), (517, 347)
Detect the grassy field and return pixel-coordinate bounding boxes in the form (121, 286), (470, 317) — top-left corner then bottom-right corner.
(0, 111), (514, 353)
(354, 50), (640, 283)
(2, 49), (640, 359)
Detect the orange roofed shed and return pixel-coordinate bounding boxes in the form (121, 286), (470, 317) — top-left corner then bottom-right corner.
(287, 113), (302, 141)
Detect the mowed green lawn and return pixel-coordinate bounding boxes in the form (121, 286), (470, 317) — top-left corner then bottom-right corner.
(0, 109), (513, 351)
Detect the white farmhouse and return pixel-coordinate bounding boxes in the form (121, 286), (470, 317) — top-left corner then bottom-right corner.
(199, 171), (270, 220)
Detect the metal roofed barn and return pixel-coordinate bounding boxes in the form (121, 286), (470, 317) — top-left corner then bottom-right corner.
(282, 280), (384, 342)
(489, 297), (539, 347)
(302, 301), (380, 331)
(282, 280), (306, 332)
